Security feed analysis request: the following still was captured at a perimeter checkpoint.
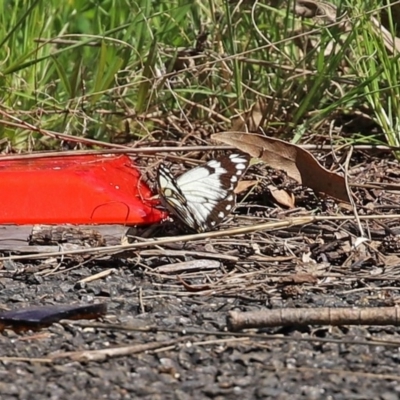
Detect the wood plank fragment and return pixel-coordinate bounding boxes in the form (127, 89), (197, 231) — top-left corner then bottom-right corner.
(155, 259), (220, 274)
(0, 225), (130, 253)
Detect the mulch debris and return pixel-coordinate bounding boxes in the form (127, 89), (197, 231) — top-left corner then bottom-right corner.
(1, 147), (400, 400)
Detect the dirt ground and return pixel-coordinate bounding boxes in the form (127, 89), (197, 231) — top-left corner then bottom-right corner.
(1, 149), (400, 400)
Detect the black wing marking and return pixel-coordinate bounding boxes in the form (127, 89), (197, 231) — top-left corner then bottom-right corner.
(157, 153), (249, 232)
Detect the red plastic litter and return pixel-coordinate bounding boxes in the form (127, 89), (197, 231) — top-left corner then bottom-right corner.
(0, 154), (166, 225)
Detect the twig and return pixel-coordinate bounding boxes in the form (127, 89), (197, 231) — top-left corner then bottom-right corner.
(155, 259), (220, 274)
(0, 113), (126, 149)
(0, 146), (233, 160)
(138, 287), (145, 314)
(62, 320), (400, 348)
(49, 338), (184, 362)
(142, 249), (238, 262)
(77, 268), (116, 284)
(343, 146), (365, 238)
(1, 214), (400, 261)
(227, 307), (400, 331)
(0, 357), (52, 363)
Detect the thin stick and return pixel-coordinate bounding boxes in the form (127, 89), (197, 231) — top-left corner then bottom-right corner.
(0, 145), (233, 160)
(0, 357), (52, 363)
(343, 146), (365, 238)
(50, 339), (183, 362)
(0, 141), (398, 161)
(227, 307), (400, 331)
(76, 268), (115, 284)
(63, 320), (400, 347)
(1, 214), (400, 261)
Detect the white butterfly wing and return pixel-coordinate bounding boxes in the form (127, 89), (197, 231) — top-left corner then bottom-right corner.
(157, 153), (249, 232)
(176, 167), (229, 226)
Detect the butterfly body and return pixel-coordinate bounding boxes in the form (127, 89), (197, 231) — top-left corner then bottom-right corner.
(157, 153), (249, 232)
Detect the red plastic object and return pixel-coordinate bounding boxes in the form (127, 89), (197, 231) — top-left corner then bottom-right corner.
(0, 154), (166, 225)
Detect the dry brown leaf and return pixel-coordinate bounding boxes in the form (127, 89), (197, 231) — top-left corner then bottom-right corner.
(235, 180), (258, 194)
(267, 185), (295, 209)
(231, 100), (266, 132)
(212, 131), (350, 203)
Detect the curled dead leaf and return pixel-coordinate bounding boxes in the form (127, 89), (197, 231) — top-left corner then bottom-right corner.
(212, 131), (350, 203)
(267, 185), (295, 209)
(234, 180), (258, 194)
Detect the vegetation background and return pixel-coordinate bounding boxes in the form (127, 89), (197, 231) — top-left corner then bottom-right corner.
(1, 0), (399, 152)
(1, 4), (400, 397)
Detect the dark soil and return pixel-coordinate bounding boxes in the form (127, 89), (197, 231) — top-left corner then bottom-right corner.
(1, 149), (400, 400)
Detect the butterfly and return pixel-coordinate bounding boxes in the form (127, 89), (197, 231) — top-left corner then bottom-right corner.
(157, 153), (249, 233)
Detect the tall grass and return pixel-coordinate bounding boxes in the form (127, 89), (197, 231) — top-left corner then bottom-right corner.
(0, 0), (399, 152)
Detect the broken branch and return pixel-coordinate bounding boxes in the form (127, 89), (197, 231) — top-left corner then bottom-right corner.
(227, 307), (400, 331)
